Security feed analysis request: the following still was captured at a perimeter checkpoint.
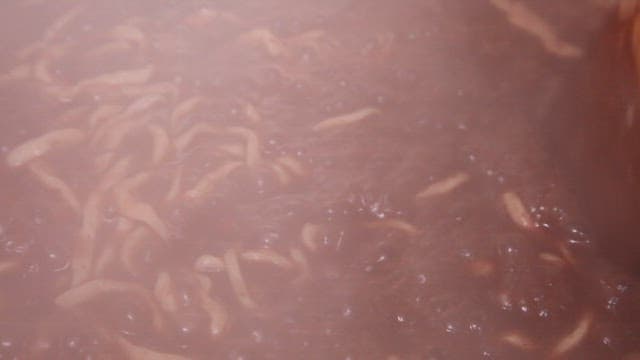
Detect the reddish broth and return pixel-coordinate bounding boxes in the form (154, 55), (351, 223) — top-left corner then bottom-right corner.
(0, 0), (638, 359)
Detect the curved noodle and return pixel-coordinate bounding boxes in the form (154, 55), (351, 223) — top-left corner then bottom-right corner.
(6, 128), (85, 167)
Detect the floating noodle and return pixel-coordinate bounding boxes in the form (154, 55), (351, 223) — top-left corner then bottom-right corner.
(416, 172), (469, 199)
(489, 0), (582, 58)
(0, 64), (31, 83)
(55, 279), (164, 330)
(551, 312), (593, 357)
(73, 65), (154, 96)
(312, 107), (380, 131)
(42, 5), (85, 43)
(226, 126), (261, 167)
(153, 271), (179, 313)
(270, 163), (292, 185)
(538, 252), (565, 266)
(165, 166), (183, 202)
(194, 274), (228, 337)
(244, 103), (261, 122)
(120, 227), (151, 276)
(300, 223), (320, 252)
(148, 125), (171, 164)
(501, 331), (536, 350)
(84, 40), (131, 58)
(289, 247), (310, 282)
(501, 191), (535, 230)
(185, 161), (243, 199)
(194, 254), (225, 273)
(6, 128), (85, 167)
(171, 96), (205, 127)
(29, 162), (81, 214)
(223, 249), (257, 309)
(217, 143), (245, 158)
(121, 82), (180, 99)
(115, 172), (169, 240)
(110, 24), (146, 47)
(174, 123), (220, 153)
(240, 28), (287, 56)
(276, 156), (305, 176)
(93, 242), (117, 277)
(241, 249), (293, 269)
(365, 219), (420, 236)
(117, 337), (189, 360)
(88, 105), (122, 129)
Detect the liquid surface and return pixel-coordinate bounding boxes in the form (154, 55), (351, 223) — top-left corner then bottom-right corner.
(0, 0), (639, 359)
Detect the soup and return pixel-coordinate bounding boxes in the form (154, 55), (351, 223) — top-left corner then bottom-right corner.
(0, 0), (638, 359)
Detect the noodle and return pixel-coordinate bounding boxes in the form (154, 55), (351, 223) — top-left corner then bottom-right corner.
(300, 223), (320, 252)
(223, 249), (257, 309)
(110, 24), (146, 47)
(117, 337), (190, 360)
(244, 103), (261, 122)
(153, 271), (179, 313)
(489, 0), (582, 58)
(42, 5), (85, 43)
(88, 105), (122, 129)
(551, 312), (593, 357)
(194, 254), (225, 273)
(469, 259), (494, 277)
(270, 163), (292, 185)
(416, 172), (469, 199)
(148, 125), (171, 164)
(115, 172), (169, 240)
(72, 193), (102, 286)
(6, 128), (85, 167)
(194, 274), (228, 337)
(365, 219), (420, 236)
(165, 166), (183, 202)
(501, 331), (536, 350)
(29, 162), (81, 214)
(93, 242), (117, 277)
(217, 143), (245, 158)
(120, 227), (151, 276)
(538, 252), (565, 266)
(185, 161), (243, 199)
(174, 123), (220, 153)
(312, 107), (380, 131)
(226, 126), (261, 167)
(501, 191), (535, 230)
(0, 64), (31, 83)
(171, 96), (205, 127)
(73, 65), (154, 96)
(276, 156), (305, 176)
(55, 279), (164, 330)
(240, 249), (293, 269)
(289, 247), (310, 283)
(240, 28), (287, 56)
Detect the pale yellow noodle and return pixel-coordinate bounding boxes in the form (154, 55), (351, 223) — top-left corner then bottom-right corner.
(240, 28), (287, 56)
(501, 331), (536, 350)
(174, 123), (220, 153)
(270, 163), (292, 185)
(276, 156), (305, 176)
(88, 105), (122, 129)
(416, 172), (469, 199)
(241, 249), (293, 269)
(224, 249), (257, 309)
(6, 128), (85, 167)
(194, 254), (225, 273)
(29, 162), (81, 214)
(171, 96), (206, 126)
(115, 172), (169, 240)
(551, 312), (593, 357)
(148, 125), (171, 164)
(194, 274), (228, 337)
(110, 24), (146, 46)
(185, 161), (243, 199)
(42, 5), (85, 42)
(165, 166), (183, 202)
(365, 219), (420, 236)
(55, 279), (164, 330)
(312, 107), (380, 131)
(117, 336), (190, 360)
(300, 223), (320, 252)
(120, 227), (151, 276)
(539, 252), (565, 266)
(289, 247), (310, 283)
(153, 271), (179, 313)
(489, 0), (582, 58)
(72, 65), (154, 96)
(226, 126), (261, 167)
(502, 191), (535, 230)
